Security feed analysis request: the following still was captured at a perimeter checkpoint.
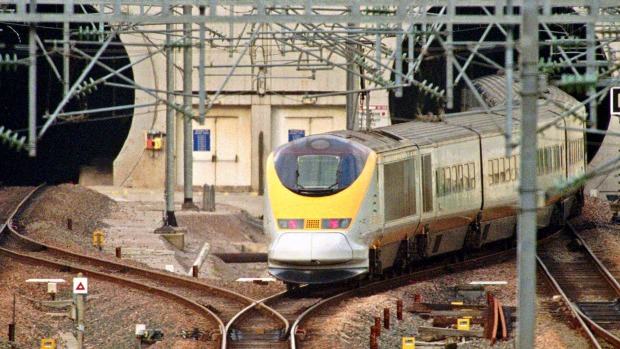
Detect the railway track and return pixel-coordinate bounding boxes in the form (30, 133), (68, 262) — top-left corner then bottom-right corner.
(538, 221), (620, 348)
(0, 185), (284, 348)
(3, 185), (612, 347)
(224, 239), (522, 348)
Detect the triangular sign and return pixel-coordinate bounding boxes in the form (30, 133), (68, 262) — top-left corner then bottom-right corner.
(76, 282), (85, 291)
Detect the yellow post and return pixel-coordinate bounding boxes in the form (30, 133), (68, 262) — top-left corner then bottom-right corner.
(402, 337), (415, 349)
(93, 230), (104, 251)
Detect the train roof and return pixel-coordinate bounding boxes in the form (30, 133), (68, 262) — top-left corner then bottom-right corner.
(328, 75), (583, 154)
(329, 108), (517, 153)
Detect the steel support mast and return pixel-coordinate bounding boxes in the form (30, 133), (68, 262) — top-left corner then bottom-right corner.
(517, 2), (539, 348)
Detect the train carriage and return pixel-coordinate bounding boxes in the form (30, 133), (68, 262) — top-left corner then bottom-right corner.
(265, 76), (587, 285)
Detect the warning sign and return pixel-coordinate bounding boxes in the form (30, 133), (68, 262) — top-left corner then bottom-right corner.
(357, 104), (390, 128)
(73, 277), (88, 294)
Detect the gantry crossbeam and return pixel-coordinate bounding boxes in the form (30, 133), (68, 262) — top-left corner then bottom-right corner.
(0, 0), (619, 24)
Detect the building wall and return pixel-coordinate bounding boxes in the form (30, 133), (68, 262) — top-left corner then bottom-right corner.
(113, 27), (166, 189)
(109, 18), (392, 191)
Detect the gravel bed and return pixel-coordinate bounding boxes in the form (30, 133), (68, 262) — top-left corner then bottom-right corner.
(0, 185), (614, 348)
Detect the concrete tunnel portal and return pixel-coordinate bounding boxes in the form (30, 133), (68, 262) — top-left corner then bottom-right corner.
(0, 4), (134, 186)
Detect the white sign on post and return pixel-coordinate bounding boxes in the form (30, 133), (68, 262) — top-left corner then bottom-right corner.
(73, 277), (88, 294)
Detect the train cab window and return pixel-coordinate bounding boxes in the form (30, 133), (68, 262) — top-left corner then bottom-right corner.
(273, 135), (371, 196)
(297, 155), (339, 189)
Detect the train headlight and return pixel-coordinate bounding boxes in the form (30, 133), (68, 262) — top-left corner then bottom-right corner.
(277, 219), (304, 229)
(321, 218), (351, 229)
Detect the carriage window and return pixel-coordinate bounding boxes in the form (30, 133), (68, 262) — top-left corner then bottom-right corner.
(499, 159), (505, 183)
(537, 149), (543, 175)
(438, 163), (475, 194)
(493, 159), (500, 184)
(488, 160), (494, 185)
(463, 165), (470, 190)
(451, 166), (457, 192)
(422, 155), (433, 212)
(505, 158), (511, 181)
(436, 170), (444, 196)
(469, 163), (476, 189)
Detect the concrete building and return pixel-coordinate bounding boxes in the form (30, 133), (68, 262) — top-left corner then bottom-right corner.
(108, 18), (392, 192)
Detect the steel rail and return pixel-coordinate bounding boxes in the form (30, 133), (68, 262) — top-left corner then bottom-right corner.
(536, 254), (602, 349)
(537, 222), (620, 348)
(287, 236), (535, 348)
(223, 292), (290, 348)
(0, 243), (227, 337)
(566, 221), (620, 295)
(0, 184), (285, 347)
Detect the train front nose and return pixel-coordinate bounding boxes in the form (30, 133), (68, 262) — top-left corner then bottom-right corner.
(268, 231), (368, 284)
(269, 232), (353, 265)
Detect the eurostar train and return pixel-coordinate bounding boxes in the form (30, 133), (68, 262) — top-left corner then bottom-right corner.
(264, 79), (586, 285)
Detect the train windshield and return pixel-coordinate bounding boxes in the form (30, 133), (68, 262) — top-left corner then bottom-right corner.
(274, 135), (371, 196)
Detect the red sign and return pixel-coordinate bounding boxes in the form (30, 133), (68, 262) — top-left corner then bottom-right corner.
(73, 277), (88, 294)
